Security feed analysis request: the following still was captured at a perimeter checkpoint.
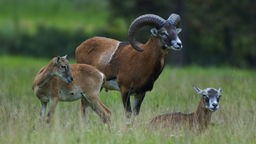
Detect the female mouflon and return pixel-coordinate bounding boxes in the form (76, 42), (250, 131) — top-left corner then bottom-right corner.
(32, 55), (111, 124)
(151, 86), (222, 131)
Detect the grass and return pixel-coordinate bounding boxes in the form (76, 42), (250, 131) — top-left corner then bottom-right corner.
(0, 0), (109, 34)
(0, 55), (256, 144)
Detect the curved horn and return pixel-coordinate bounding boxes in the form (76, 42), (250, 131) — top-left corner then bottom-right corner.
(128, 14), (165, 52)
(167, 13), (181, 27)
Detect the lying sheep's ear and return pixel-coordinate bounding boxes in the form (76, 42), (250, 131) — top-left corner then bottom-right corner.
(217, 88), (222, 94)
(150, 28), (158, 37)
(193, 86), (202, 95)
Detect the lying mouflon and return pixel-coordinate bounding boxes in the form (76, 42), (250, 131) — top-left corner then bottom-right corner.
(150, 86), (222, 131)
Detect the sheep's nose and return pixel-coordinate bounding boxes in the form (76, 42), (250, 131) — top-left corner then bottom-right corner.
(171, 37), (182, 50)
(70, 77), (74, 82)
(177, 42), (182, 48)
(212, 103), (218, 108)
(67, 77), (73, 83)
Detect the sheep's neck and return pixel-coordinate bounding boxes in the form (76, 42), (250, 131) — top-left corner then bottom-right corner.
(192, 99), (212, 130)
(145, 36), (163, 51)
(144, 36), (166, 66)
(33, 62), (55, 88)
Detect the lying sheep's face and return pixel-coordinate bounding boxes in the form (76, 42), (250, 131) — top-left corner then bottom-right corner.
(151, 22), (182, 51)
(193, 87), (222, 112)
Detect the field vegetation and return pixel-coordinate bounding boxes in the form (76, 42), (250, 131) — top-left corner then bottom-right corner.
(1, 0), (255, 67)
(0, 55), (255, 143)
(0, 0), (109, 33)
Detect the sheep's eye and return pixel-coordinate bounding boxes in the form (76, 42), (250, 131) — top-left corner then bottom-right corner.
(217, 95), (221, 102)
(160, 33), (168, 37)
(203, 95), (209, 102)
(202, 94), (207, 97)
(159, 31), (168, 37)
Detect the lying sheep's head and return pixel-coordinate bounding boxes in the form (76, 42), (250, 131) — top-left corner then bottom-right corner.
(193, 86), (222, 112)
(128, 13), (182, 52)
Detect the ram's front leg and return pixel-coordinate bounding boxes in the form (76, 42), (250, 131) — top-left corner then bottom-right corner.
(120, 88), (132, 118)
(46, 96), (59, 123)
(133, 92), (146, 116)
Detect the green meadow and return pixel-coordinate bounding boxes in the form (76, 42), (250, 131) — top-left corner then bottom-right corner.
(0, 55), (255, 144)
(0, 0), (109, 34)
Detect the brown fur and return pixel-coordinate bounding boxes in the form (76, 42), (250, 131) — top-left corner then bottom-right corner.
(76, 36), (167, 117)
(32, 57), (111, 124)
(151, 98), (214, 131)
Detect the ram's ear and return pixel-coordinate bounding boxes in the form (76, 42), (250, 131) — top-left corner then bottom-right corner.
(176, 28), (182, 34)
(150, 28), (158, 37)
(193, 86), (202, 95)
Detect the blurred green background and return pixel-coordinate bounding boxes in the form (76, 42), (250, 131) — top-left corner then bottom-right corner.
(0, 0), (255, 68)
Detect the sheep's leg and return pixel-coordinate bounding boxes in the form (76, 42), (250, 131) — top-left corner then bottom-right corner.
(81, 97), (89, 122)
(84, 93), (111, 124)
(40, 101), (47, 123)
(133, 92), (145, 115)
(121, 89), (132, 118)
(46, 97), (59, 123)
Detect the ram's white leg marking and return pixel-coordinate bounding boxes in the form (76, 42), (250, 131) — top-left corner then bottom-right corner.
(104, 79), (120, 91)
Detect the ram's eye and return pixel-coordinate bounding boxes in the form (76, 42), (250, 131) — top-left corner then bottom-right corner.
(160, 33), (168, 37)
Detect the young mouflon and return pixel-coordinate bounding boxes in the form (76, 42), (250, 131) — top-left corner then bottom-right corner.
(32, 55), (111, 125)
(150, 86), (222, 131)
